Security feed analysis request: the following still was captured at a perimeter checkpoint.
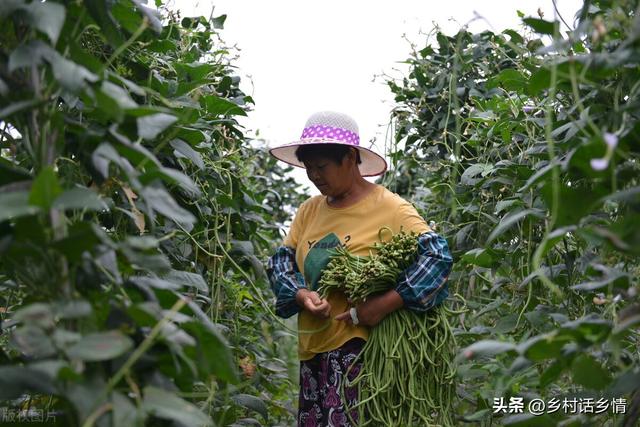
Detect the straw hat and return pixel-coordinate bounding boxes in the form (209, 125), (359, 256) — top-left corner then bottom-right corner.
(269, 111), (387, 177)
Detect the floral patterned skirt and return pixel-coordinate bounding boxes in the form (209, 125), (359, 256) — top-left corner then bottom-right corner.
(298, 338), (365, 427)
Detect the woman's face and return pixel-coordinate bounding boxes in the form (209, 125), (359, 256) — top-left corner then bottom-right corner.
(303, 153), (354, 197)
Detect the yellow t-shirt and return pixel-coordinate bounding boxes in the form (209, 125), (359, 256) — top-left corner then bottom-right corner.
(283, 184), (430, 360)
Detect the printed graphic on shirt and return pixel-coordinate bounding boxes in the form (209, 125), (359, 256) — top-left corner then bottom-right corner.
(303, 233), (342, 291)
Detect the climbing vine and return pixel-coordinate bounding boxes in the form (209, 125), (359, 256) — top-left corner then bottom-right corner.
(0, 1), (302, 425)
(386, 1), (640, 425)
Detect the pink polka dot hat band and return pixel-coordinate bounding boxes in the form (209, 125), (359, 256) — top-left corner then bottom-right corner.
(300, 124), (360, 145)
(269, 111), (387, 177)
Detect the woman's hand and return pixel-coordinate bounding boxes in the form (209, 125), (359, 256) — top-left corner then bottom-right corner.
(296, 289), (331, 319)
(335, 290), (404, 327)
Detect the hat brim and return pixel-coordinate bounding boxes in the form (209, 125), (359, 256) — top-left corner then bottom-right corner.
(269, 139), (388, 177)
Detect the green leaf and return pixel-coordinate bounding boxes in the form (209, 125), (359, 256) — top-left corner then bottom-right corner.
(571, 267), (629, 292)
(52, 222), (108, 261)
(606, 369), (640, 395)
(84, 0), (125, 47)
(53, 187), (109, 211)
(165, 270), (208, 293)
(130, 276), (182, 291)
(140, 187), (196, 231)
(175, 126), (208, 145)
(522, 18), (557, 35)
(0, 191), (41, 222)
(487, 209), (545, 243)
(170, 139), (205, 170)
(130, 0), (162, 33)
(8, 40), (52, 72)
(101, 81), (138, 109)
(537, 226), (577, 261)
(259, 359), (288, 373)
(23, 1), (66, 44)
(212, 14), (226, 29)
(142, 386), (212, 427)
(600, 186), (640, 203)
(50, 54), (99, 93)
(518, 161), (557, 192)
(137, 113), (178, 140)
(495, 199), (523, 214)
(461, 340), (517, 360)
(488, 69), (526, 91)
(111, 0), (144, 33)
(125, 235), (159, 251)
(540, 359), (566, 388)
(182, 321), (239, 384)
(52, 329), (82, 348)
(140, 166), (201, 198)
(0, 157), (31, 186)
(113, 391), (141, 427)
(92, 143), (131, 178)
(148, 39), (176, 53)
(461, 163), (494, 185)
(52, 300), (93, 319)
(232, 394), (268, 421)
(502, 29), (524, 44)
(0, 1), (65, 44)
(572, 354), (611, 390)
(559, 317), (612, 343)
(14, 303), (54, 329)
(469, 110), (495, 122)
(29, 359), (72, 380)
(64, 378), (109, 421)
(29, 167), (62, 209)
(113, 137), (162, 169)
(518, 333), (573, 361)
(202, 95), (246, 117)
(9, 43), (90, 93)
(494, 314), (519, 334)
(127, 304), (161, 328)
(461, 248), (494, 268)
(11, 325), (56, 358)
(540, 183), (604, 227)
(175, 62), (217, 81)
(527, 68), (550, 95)
(121, 249), (171, 273)
(66, 331), (133, 361)
(0, 366), (57, 400)
(613, 312), (640, 335)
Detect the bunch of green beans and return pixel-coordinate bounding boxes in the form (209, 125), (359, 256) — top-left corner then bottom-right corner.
(318, 229), (457, 426)
(318, 231), (417, 302)
(351, 306), (457, 426)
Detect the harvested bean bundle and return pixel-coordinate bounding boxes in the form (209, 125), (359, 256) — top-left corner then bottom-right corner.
(317, 230), (457, 426)
(318, 230), (417, 303)
(354, 305), (457, 426)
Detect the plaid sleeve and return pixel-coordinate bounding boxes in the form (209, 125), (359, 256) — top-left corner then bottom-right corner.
(395, 231), (453, 312)
(267, 246), (307, 318)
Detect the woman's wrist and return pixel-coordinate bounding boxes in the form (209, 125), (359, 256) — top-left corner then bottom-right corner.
(376, 289), (404, 316)
(295, 288), (311, 308)
(351, 289), (404, 326)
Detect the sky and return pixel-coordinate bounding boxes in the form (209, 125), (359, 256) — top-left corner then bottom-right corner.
(169, 0), (584, 190)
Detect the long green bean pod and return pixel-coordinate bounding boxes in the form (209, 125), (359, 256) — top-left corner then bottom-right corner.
(317, 230), (458, 426)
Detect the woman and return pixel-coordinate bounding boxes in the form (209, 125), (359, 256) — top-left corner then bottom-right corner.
(267, 111), (452, 426)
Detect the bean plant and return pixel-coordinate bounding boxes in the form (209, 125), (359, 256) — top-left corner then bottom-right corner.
(0, 1), (302, 426)
(384, 0), (639, 425)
